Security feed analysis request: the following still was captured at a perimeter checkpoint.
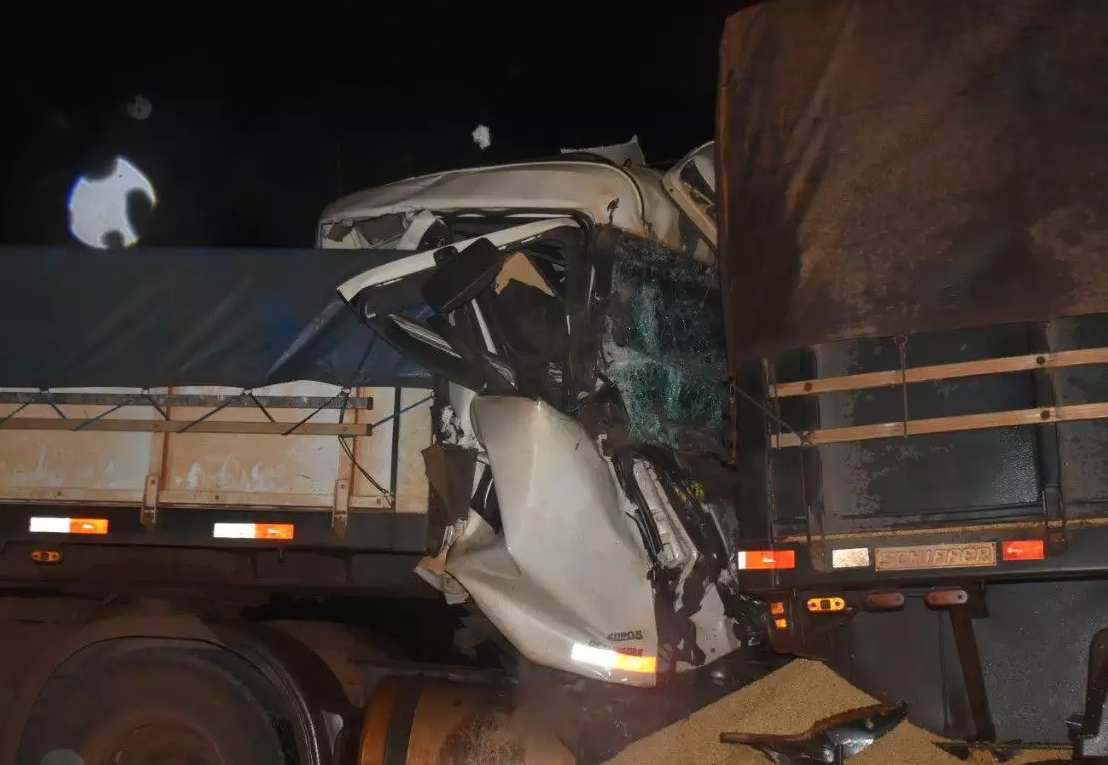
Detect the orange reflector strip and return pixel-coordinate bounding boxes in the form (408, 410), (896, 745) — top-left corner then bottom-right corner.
(737, 550), (796, 570)
(806, 596), (846, 613)
(257, 524), (295, 540)
(613, 653), (657, 673)
(212, 522), (295, 540)
(29, 517), (109, 535)
(570, 643), (656, 674)
(1002, 539), (1045, 561)
(70, 518), (110, 535)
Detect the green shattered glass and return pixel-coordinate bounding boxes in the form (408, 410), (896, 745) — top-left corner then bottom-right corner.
(605, 235), (727, 450)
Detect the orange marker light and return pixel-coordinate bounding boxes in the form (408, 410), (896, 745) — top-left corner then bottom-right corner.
(737, 550), (797, 570)
(773, 618), (789, 631)
(256, 524), (295, 540)
(29, 517), (109, 535)
(612, 653), (657, 673)
(770, 601), (786, 615)
(1001, 539), (1045, 561)
(806, 596), (846, 613)
(70, 518), (109, 535)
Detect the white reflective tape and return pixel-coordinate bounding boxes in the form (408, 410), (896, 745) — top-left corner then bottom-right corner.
(832, 547), (871, 569)
(212, 523), (256, 539)
(571, 643), (617, 669)
(29, 517), (71, 533)
(570, 642), (656, 673)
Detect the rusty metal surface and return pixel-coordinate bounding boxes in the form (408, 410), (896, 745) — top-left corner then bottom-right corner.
(358, 677), (575, 765)
(717, 0), (1108, 365)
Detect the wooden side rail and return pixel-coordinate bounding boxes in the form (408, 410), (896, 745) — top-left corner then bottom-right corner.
(773, 402), (1108, 448)
(769, 347), (1108, 399)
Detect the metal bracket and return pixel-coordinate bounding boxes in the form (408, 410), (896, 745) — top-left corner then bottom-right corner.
(1044, 485), (1068, 555)
(721, 702), (908, 765)
(141, 474), (159, 529)
(332, 478), (350, 538)
(1074, 628), (1108, 759)
(1030, 323), (1068, 556)
(806, 502), (828, 570)
(943, 587), (997, 744)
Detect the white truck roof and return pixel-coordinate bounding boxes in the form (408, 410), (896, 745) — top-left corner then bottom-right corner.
(321, 140), (717, 263)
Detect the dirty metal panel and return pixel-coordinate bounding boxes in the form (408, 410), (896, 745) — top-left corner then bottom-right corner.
(771, 324), (1042, 536)
(1048, 315), (1108, 512)
(839, 580), (1108, 743)
(0, 387), (156, 504)
(832, 591), (973, 739)
(351, 386), (431, 511)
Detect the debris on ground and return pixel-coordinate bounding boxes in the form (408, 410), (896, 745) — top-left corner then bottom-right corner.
(603, 660), (1069, 765)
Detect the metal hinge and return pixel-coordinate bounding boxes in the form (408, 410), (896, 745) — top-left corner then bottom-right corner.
(142, 474), (159, 529)
(332, 478), (350, 538)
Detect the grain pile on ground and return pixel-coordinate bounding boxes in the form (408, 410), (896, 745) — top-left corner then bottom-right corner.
(605, 660), (1066, 765)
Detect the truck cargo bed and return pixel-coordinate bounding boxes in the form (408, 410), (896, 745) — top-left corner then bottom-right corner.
(0, 382), (433, 556)
(734, 313), (1108, 590)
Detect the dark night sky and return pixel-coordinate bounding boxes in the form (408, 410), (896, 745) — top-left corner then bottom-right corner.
(0, 3), (750, 248)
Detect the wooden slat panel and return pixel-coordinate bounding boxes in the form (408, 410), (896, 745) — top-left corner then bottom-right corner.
(772, 401), (1108, 448)
(0, 487), (143, 505)
(0, 419), (369, 436)
(396, 390), (434, 514)
(352, 387), (399, 506)
(0, 486), (391, 510)
(0, 381), (429, 517)
(0, 392), (372, 409)
(163, 382), (351, 512)
(0, 389), (157, 500)
(770, 347), (1108, 398)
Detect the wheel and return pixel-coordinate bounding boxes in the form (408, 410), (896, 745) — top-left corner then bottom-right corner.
(18, 647), (285, 765)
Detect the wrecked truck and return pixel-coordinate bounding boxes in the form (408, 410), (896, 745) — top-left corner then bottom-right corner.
(717, 0), (1108, 760)
(0, 139), (770, 762)
(319, 138), (764, 684)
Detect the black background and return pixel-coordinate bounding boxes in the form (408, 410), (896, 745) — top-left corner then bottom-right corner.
(0, 3), (748, 249)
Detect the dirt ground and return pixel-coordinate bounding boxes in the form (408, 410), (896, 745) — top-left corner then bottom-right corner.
(606, 660), (1068, 765)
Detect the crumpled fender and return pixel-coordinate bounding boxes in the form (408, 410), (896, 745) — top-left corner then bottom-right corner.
(445, 396), (659, 686)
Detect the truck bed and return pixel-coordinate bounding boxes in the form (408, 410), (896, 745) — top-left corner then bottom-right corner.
(0, 382), (435, 588)
(734, 313), (1108, 592)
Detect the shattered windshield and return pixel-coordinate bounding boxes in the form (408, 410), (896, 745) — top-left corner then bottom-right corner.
(603, 234), (727, 451)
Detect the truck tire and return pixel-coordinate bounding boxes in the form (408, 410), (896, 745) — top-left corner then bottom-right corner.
(17, 647), (285, 765)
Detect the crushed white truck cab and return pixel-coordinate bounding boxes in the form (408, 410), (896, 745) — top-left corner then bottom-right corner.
(321, 139), (763, 686)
